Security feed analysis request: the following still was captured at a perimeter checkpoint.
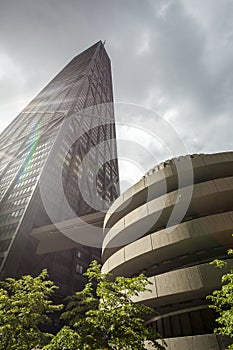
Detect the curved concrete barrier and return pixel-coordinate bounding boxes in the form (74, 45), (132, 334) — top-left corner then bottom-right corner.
(102, 211), (233, 275)
(103, 177), (233, 260)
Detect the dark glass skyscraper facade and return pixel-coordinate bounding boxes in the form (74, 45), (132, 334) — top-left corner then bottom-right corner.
(0, 41), (119, 297)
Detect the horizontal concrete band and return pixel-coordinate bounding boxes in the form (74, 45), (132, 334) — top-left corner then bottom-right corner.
(104, 152), (233, 230)
(102, 176), (233, 260)
(131, 260), (232, 308)
(31, 211), (105, 254)
(146, 334), (228, 350)
(102, 211), (233, 276)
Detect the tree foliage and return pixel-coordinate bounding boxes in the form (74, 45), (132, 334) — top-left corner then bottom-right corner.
(207, 249), (233, 349)
(44, 260), (165, 350)
(0, 269), (63, 350)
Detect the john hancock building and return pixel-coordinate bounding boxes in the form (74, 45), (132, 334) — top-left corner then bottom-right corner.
(0, 41), (119, 298)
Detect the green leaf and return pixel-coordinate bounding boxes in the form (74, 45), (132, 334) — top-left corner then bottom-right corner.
(0, 269), (63, 350)
(207, 250), (233, 350)
(45, 260), (165, 350)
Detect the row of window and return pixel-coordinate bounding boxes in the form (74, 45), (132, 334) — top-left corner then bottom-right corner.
(5, 161), (24, 176)
(37, 139), (53, 149)
(0, 180), (11, 189)
(0, 164), (7, 174)
(105, 191), (112, 202)
(31, 141), (52, 156)
(0, 208), (24, 224)
(149, 307), (216, 338)
(24, 158), (44, 172)
(3, 196), (30, 212)
(0, 189), (6, 198)
(76, 264), (83, 274)
(19, 167), (40, 180)
(1, 171), (16, 183)
(22, 158), (43, 174)
(14, 176), (38, 189)
(8, 185), (34, 199)
(0, 223), (18, 236)
(27, 152), (47, 166)
(0, 160), (26, 187)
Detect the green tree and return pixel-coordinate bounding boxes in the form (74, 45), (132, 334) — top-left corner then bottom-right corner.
(0, 269), (63, 350)
(207, 249), (233, 349)
(44, 260), (165, 350)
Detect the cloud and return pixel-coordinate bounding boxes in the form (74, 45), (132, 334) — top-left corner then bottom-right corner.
(0, 0), (232, 188)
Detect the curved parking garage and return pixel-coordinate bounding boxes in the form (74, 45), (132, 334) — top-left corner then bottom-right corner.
(102, 152), (233, 350)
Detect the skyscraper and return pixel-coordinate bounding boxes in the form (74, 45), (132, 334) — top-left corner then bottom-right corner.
(0, 41), (119, 297)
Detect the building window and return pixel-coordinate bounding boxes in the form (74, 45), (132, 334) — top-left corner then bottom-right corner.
(76, 264), (83, 274)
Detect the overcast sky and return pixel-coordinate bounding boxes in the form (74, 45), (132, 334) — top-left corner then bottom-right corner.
(1, 0), (233, 190)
